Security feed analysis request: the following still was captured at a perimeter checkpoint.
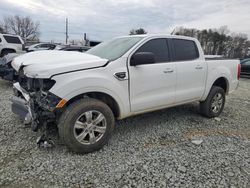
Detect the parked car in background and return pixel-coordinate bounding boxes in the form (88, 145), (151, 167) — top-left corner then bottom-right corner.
(0, 34), (25, 57)
(55, 45), (90, 52)
(11, 35), (240, 154)
(26, 43), (56, 52)
(0, 53), (18, 81)
(240, 58), (250, 77)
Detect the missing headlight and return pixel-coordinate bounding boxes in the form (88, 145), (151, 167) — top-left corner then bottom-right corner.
(42, 79), (56, 91)
(22, 78), (56, 92)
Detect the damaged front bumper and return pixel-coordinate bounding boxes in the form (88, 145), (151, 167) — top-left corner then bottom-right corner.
(11, 96), (32, 124)
(11, 82), (63, 131)
(11, 83), (33, 125)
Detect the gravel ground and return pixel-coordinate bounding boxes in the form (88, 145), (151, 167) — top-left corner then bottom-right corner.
(0, 78), (249, 188)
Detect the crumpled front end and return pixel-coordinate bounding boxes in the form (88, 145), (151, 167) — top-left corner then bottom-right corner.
(11, 71), (64, 131)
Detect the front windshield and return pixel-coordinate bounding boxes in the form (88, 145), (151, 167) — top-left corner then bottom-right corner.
(86, 37), (144, 61)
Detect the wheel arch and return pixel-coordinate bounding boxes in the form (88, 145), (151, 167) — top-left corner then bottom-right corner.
(201, 76), (230, 101)
(212, 77), (229, 94)
(1, 48), (16, 53)
(65, 91), (121, 118)
(0, 48), (16, 56)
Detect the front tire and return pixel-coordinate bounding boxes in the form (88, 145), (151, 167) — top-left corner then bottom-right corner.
(200, 86), (225, 118)
(58, 98), (115, 154)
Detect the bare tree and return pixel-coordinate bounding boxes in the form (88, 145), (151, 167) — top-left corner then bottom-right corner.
(1, 15), (40, 42)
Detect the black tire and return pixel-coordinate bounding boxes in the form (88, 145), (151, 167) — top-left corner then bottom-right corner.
(58, 98), (115, 154)
(200, 86), (226, 118)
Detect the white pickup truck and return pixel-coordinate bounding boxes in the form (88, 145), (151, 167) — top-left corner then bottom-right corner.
(11, 35), (240, 153)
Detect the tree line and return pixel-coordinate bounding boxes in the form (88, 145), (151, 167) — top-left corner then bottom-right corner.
(174, 26), (250, 58)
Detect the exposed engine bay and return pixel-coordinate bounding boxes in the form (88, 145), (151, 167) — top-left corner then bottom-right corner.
(12, 68), (62, 147)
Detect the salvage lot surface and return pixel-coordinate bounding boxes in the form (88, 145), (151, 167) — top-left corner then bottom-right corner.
(0, 79), (249, 188)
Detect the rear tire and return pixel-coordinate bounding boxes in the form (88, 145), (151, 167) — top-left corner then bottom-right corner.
(200, 86), (225, 118)
(58, 98), (115, 154)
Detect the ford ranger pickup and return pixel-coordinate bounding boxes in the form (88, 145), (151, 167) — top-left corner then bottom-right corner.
(10, 35), (240, 153)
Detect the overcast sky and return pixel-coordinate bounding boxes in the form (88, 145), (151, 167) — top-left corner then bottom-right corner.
(1, 0), (250, 42)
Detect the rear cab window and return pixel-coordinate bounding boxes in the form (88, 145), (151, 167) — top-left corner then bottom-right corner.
(3, 35), (22, 44)
(172, 39), (199, 61)
(135, 38), (170, 64)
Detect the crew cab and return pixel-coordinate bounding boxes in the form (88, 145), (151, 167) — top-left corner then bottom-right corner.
(10, 35), (240, 153)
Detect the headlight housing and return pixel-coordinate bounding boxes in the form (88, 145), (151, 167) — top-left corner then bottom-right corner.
(19, 77), (55, 92)
(27, 78), (56, 91)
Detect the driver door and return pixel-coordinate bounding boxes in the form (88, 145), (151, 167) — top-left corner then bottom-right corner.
(128, 38), (176, 112)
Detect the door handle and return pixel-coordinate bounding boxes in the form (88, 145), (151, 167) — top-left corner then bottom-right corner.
(163, 68), (174, 73)
(195, 65), (203, 70)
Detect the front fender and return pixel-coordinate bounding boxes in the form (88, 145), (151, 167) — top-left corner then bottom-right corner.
(49, 70), (130, 118)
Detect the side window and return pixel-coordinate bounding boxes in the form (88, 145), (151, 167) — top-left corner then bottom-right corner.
(136, 38), (170, 63)
(40, 44), (48, 48)
(3, 35), (22, 44)
(0, 37), (2, 43)
(172, 39), (199, 61)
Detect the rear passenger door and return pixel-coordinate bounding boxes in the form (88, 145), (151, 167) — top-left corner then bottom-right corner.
(171, 39), (206, 103)
(129, 38), (176, 112)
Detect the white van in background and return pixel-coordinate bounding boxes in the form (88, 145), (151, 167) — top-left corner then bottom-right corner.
(0, 34), (25, 57)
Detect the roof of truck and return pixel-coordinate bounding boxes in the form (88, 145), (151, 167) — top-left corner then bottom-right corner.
(117, 34), (197, 41)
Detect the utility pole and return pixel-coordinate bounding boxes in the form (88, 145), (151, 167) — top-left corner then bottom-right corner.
(84, 33), (88, 46)
(66, 18), (69, 44)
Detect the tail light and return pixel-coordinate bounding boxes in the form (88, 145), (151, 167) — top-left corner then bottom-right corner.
(237, 64), (241, 80)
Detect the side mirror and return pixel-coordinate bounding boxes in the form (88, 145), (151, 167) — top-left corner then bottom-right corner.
(130, 52), (155, 66)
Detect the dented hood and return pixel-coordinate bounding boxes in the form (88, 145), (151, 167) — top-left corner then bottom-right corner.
(12, 50), (108, 78)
